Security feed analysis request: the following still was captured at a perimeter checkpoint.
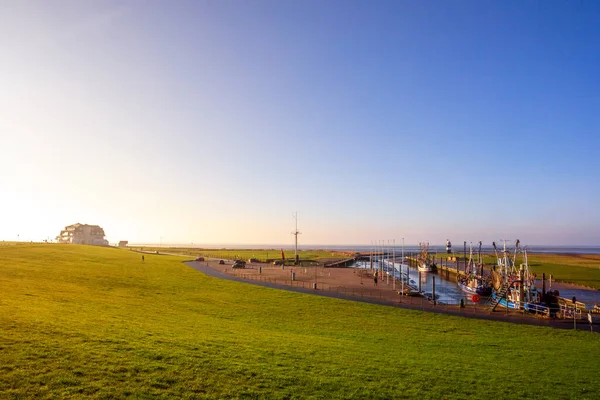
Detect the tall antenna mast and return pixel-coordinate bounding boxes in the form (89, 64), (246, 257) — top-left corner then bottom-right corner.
(292, 212), (302, 265)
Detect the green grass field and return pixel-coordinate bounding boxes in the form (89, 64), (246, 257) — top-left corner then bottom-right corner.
(2, 244), (600, 399)
(525, 254), (600, 289)
(137, 245), (600, 288)
(128, 246), (352, 263)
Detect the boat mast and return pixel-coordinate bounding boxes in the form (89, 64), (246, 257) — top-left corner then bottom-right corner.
(478, 241), (483, 277)
(386, 240), (389, 285)
(503, 240), (509, 278)
(392, 239), (396, 290)
(379, 240), (382, 280)
(492, 241), (499, 273)
(523, 247), (529, 284)
(401, 238), (405, 294)
(513, 239), (520, 276)
(468, 243), (474, 275)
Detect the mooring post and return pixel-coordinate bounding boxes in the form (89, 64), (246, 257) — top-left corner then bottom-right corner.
(573, 296), (577, 330)
(432, 276), (436, 306)
(542, 273), (546, 296)
(463, 241), (467, 272)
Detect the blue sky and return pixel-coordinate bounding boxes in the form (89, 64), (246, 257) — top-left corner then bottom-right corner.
(1, 1), (599, 246)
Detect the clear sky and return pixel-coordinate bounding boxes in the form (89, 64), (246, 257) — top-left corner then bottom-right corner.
(1, 1), (599, 246)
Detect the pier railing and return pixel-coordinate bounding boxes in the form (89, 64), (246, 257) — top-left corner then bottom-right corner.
(220, 264), (594, 321)
(221, 267), (564, 318)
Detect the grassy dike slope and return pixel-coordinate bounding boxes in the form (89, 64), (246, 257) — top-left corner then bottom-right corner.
(527, 254), (600, 289)
(1, 245), (599, 399)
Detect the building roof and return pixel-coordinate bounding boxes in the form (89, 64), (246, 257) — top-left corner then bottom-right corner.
(65, 223), (103, 229)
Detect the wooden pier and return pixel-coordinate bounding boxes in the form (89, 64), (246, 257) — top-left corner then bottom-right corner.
(323, 258), (356, 267)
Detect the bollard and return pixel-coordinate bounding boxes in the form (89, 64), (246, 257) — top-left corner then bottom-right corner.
(292, 272), (296, 281)
(432, 276), (436, 306)
(259, 266), (262, 274)
(313, 283), (317, 290)
(542, 272), (546, 296)
(282, 265), (285, 270)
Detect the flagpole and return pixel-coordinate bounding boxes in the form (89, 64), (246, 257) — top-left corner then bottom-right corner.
(393, 239), (396, 291)
(386, 240), (389, 285)
(401, 238), (405, 295)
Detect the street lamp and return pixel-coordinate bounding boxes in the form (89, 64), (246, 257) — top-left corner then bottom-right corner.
(393, 239), (396, 290)
(401, 238), (405, 295)
(314, 262), (318, 289)
(387, 240), (389, 285)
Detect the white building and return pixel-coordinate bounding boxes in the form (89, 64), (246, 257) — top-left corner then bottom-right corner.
(57, 223), (109, 246)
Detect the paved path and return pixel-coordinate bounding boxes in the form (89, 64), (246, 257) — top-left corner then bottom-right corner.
(184, 261), (598, 332)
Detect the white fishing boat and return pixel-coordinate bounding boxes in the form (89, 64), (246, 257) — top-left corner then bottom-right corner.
(417, 242), (436, 272)
(418, 262), (434, 272)
(457, 241), (491, 296)
(488, 240), (551, 315)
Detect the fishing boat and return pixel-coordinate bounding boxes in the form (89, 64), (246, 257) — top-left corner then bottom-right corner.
(556, 297), (586, 319)
(489, 240), (551, 315)
(417, 242), (436, 272)
(418, 262), (434, 272)
(398, 287), (421, 297)
(458, 276), (492, 296)
(491, 281), (545, 312)
(457, 242), (491, 296)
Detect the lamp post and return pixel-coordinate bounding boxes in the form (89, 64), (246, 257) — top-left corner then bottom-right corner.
(292, 212), (301, 265)
(387, 240), (390, 285)
(370, 241), (373, 270)
(463, 241), (467, 273)
(402, 238), (405, 295)
(380, 240), (383, 281)
(392, 239), (396, 291)
(314, 262), (318, 289)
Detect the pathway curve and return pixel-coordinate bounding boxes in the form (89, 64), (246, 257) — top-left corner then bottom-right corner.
(184, 261), (598, 332)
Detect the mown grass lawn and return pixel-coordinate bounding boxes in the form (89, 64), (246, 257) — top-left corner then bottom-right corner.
(1, 244), (599, 399)
(129, 247), (352, 263)
(526, 254), (600, 289)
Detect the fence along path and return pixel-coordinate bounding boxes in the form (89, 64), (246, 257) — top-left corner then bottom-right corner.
(184, 261), (597, 332)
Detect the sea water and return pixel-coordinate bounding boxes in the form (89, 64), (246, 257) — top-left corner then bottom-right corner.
(136, 243), (600, 255)
(353, 259), (600, 307)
